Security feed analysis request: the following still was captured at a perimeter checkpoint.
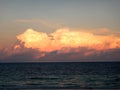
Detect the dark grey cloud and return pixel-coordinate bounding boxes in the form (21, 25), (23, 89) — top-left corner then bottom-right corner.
(37, 48), (120, 62)
(0, 45), (120, 62)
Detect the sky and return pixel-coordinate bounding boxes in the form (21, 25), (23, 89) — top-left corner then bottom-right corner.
(0, 0), (120, 62)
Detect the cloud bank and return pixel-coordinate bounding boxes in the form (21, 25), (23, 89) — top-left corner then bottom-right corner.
(17, 28), (120, 51)
(0, 28), (120, 62)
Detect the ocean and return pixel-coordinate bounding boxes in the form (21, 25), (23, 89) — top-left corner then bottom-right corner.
(0, 62), (120, 90)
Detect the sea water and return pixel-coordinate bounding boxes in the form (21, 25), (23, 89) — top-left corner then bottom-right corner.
(0, 62), (120, 90)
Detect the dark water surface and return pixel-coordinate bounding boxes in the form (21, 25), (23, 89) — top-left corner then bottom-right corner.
(0, 62), (120, 90)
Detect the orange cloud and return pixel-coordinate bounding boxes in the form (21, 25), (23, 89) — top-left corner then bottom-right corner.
(17, 28), (120, 52)
(14, 45), (21, 50)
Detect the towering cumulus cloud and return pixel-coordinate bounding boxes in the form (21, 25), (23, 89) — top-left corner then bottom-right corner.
(0, 28), (120, 62)
(17, 28), (120, 52)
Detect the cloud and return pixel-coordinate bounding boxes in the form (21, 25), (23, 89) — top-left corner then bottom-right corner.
(3, 49), (41, 62)
(17, 28), (120, 52)
(0, 43), (44, 62)
(15, 19), (63, 29)
(0, 46), (120, 62)
(37, 48), (120, 62)
(14, 19), (33, 23)
(0, 28), (120, 62)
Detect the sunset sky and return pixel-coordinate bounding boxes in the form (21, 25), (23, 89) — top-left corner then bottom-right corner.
(0, 0), (120, 62)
